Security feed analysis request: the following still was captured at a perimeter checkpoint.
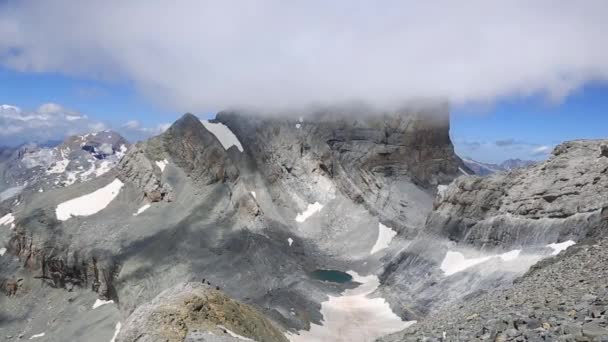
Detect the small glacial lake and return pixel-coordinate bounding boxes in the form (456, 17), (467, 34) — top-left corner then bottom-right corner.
(310, 269), (353, 283)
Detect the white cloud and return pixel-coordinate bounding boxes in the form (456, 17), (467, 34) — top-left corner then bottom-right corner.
(1, 1), (607, 112)
(117, 119), (171, 143)
(0, 103), (104, 144)
(0, 103), (165, 146)
(532, 145), (552, 156)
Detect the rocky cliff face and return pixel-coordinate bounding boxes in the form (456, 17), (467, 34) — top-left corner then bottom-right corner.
(378, 140), (608, 341)
(217, 105), (462, 235)
(430, 140), (608, 248)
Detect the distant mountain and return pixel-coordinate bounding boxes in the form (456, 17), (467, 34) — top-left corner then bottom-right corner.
(462, 157), (536, 176)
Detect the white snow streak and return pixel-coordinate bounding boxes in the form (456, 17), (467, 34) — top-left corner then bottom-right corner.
(547, 240), (576, 255)
(56, 179), (124, 221)
(218, 325), (254, 341)
(288, 238), (293, 246)
(370, 223), (397, 254)
(92, 298), (114, 309)
(441, 249), (522, 276)
(288, 271), (414, 342)
(110, 322), (121, 342)
(250, 191), (256, 199)
(0, 248), (6, 256)
(133, 204), (151, 216)
(0, 213), (15, 226)
(295, 202), (323, 223)
(458, 167), (470, 176)
(29, 333), (45, 339)
(200, 120), (244, 152)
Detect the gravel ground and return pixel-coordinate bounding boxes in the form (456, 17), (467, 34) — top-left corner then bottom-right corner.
(380, 238), (608, 342)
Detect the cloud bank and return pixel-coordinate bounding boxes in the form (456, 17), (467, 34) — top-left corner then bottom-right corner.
(1, 1), (608, 111)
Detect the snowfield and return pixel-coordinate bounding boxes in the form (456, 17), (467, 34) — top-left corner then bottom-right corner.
(441, 249), (522, 276)
(370, 223), (397, 254)
(288, 271), (414, 342)
(56, 179), (124, 221)
(547, 240), (576, 255)
(200, 120), (244, 152)
(295, 202), (323, 223)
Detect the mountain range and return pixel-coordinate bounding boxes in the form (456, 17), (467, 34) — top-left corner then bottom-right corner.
(1, 105), (607, 342)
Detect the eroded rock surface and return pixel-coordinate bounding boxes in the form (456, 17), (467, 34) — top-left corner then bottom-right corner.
(117, 282), (288, 342)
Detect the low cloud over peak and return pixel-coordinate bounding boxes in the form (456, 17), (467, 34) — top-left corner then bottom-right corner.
(1, 1), (608, 112)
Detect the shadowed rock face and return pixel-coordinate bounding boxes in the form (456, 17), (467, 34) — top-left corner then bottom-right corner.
(163, 113), (239, 185)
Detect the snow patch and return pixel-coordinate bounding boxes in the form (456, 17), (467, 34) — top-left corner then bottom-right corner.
(110, 322), (121, 342)
(370, 223), (397, 254)
(0, 248), (6, 256)
(217, 325), (254, 341)
(56, 179), (124, 221)
(441, 249), (522, 276)
(288, 271), (414, 342)
(133, 204), (151, 216)
(547, 240), (576, 255)
(155, 159), (168, 172)
(437, 184), (449, 200)
(250, 191), (256, 199)
(288, 238), (293, 246)
(0, 213), (15, 226)
(95, 160), (113, 177)
(200, 120), (244, 152)
(47, 159), (69, 174)
(295, 202), (323, 223)
(29, 333), (45, 339)
(295, 123), (301, 129)
(92, 298), (114, 309)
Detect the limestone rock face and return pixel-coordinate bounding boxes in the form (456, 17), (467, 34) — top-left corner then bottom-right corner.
(217, 105), (463, 235)
(117, 282), (288, 342)
(428, 140), (608, 248)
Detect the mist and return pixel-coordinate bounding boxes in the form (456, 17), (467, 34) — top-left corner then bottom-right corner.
(1, 0), (607, 112)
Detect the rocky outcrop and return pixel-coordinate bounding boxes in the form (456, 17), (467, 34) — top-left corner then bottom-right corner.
(5, 211), (117, 299)
(117, 282), (288, 342)
(117, 142), (174, 202)
(379, 236), (608, 342)
(163, 113), (239, 185)
(428, 140), (608, 248)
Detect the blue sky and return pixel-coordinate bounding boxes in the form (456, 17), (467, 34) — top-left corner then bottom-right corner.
(452, 84), (608, 163)
(1, 67), (607, 163)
